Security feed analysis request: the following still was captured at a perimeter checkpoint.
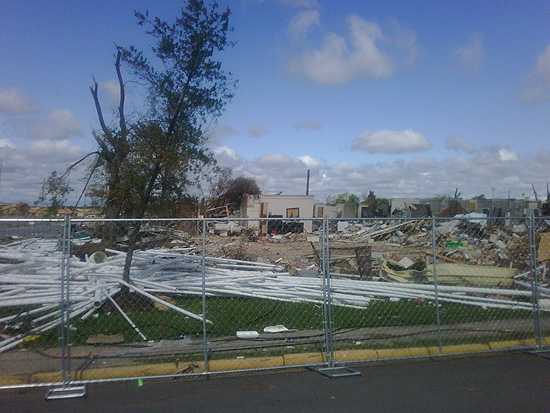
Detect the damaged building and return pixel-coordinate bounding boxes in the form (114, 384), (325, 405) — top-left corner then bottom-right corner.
(240, 194), (315, 233)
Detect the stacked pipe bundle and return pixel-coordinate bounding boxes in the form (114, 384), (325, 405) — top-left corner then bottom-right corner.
(0, 238), (543, 352)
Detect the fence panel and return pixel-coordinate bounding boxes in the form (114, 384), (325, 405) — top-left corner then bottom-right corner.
(203, 217), (326, 372)
(0, 219), (65, 386)
(0, 214), (545, 390)
(434, 216), (536, 351)
(59, 218), (208, 383)
(534, 217), (549, 348)
(327, 217), (442, 364)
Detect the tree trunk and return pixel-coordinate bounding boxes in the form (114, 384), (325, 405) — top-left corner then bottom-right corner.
(122, 223), (141, 284)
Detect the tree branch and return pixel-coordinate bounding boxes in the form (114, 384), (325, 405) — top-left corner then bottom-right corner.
(60, 151), (100, 179)
(167, 52), (202, 137)
(115, 49), (128, 138)
(72, 154), (101, 210)
(89, 78), (113, 140)
(92, 131), (110, 156)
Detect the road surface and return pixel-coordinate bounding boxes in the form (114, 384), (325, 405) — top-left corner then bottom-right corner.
(1, 352), (549, 412)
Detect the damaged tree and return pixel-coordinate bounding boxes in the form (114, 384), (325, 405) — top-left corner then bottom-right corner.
(35, 171), (73, 217)
(208, 171), (261, 213)
(89, 0), (235, 284)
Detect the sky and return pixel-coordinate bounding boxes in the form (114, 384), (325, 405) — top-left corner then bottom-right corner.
(1, 0), (550, 203)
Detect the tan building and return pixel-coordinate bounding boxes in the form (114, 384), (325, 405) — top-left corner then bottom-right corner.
(241, 194), (315, 233)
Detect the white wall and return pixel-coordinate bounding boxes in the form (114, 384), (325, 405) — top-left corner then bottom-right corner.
(243, 195), (315, 232)
(314, 204), (340, 218)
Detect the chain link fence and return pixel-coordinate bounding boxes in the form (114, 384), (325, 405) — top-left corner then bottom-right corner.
(534, 217), (549, 347)
(0, 219), (65, 386)
(0, 215), (547, 389)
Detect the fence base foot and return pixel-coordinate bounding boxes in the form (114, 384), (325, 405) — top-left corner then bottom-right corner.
(311, 366), (361, 378)
(45, 384), (86, 400)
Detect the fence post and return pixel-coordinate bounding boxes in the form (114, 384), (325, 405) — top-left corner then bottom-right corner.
(528, 213), (543, 349)
(431, 216), (443, 352)
(59, 214), (71, 384)
(201, 218), (209, 372)
(321, 217), (334, 367)
(46, 214), (85, 399)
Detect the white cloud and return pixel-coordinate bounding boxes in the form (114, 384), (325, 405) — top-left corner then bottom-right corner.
(289, 9), (320, 37)
(30, 139), (81, 157)
(100, 80), (120, 102)
(498, 148), (518, 161)
(280, 0), (319, 8)
(289, 15), (393, 84)
(31, 109), (81, 141)
(294, 120), (322, 130)
(298, 154), (320, 168)
(521, 44), (550, 102)
(0, 88), (36, 113)
(352, 129), (432, 154)
(534, 45), (550, 84)
(213, 145), (239, 161)
(213, 148), (541, 200)
(248, 125), (268, 138)
(446, 136), (476, 154)
(0, 138), (15, 150)
(388, 21), (418, 65)
(454, 33), (484, 72)
(0, 138), (85, 203)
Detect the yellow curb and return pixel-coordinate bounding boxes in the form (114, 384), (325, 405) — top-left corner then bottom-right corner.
(519, 338), (537, 346)
(440, 343), (490, 354)
(425, 346), (441, 356)
(33, 362), (183, 382)
(3, 336), (549, 386)
(31, 371), (63, 383)
(375, 347), (432, 359)
(283, 351), (324, 366)
(405, 347), (432, 358)
(488, 340), (523, 350)
(334, 349), (378, 362)
(376, 348), (414, 359)
(0, 376), (28, 386)
(209, 356), (284, 371)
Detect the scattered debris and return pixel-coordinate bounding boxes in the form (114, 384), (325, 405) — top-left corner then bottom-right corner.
(236, 331), (259, 339)
(263, 325), (289, 333)
(1, 215), (548, 353)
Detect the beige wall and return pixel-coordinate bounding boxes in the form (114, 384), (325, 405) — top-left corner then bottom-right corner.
(243, 195), (315, 232)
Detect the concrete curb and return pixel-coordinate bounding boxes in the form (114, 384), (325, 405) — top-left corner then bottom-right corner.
(0, 338), (545, 386)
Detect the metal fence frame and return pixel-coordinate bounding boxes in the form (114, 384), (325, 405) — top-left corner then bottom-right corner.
(0, 214), (547, 393)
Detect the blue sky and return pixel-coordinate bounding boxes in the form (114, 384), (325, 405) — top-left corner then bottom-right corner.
(1, 0), (550, 202)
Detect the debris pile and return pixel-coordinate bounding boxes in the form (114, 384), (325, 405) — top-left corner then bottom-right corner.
(325, 217), (540, 285)
(0, 235), (545, 353)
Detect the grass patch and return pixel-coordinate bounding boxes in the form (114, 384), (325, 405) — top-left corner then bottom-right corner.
(17, 296), (532, 347)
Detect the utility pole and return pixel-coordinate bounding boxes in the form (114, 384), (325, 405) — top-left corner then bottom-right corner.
(305, 169), (310, 196)
(489, 187), (495, 218)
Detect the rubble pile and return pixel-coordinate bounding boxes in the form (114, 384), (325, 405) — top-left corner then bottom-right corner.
(435, 220), (530, 269)
(334, 220), (430, 246)
(330, 217), (535, 271)
(0, 236), (543, 353)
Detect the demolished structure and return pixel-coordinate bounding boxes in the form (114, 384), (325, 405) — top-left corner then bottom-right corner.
(0, 214), (548, 354)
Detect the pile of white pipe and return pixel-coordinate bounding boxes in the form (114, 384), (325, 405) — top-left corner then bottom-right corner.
(0, 237), (545, 353)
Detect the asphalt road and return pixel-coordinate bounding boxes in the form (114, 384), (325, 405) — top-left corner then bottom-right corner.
(2, 353), (550, 412)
